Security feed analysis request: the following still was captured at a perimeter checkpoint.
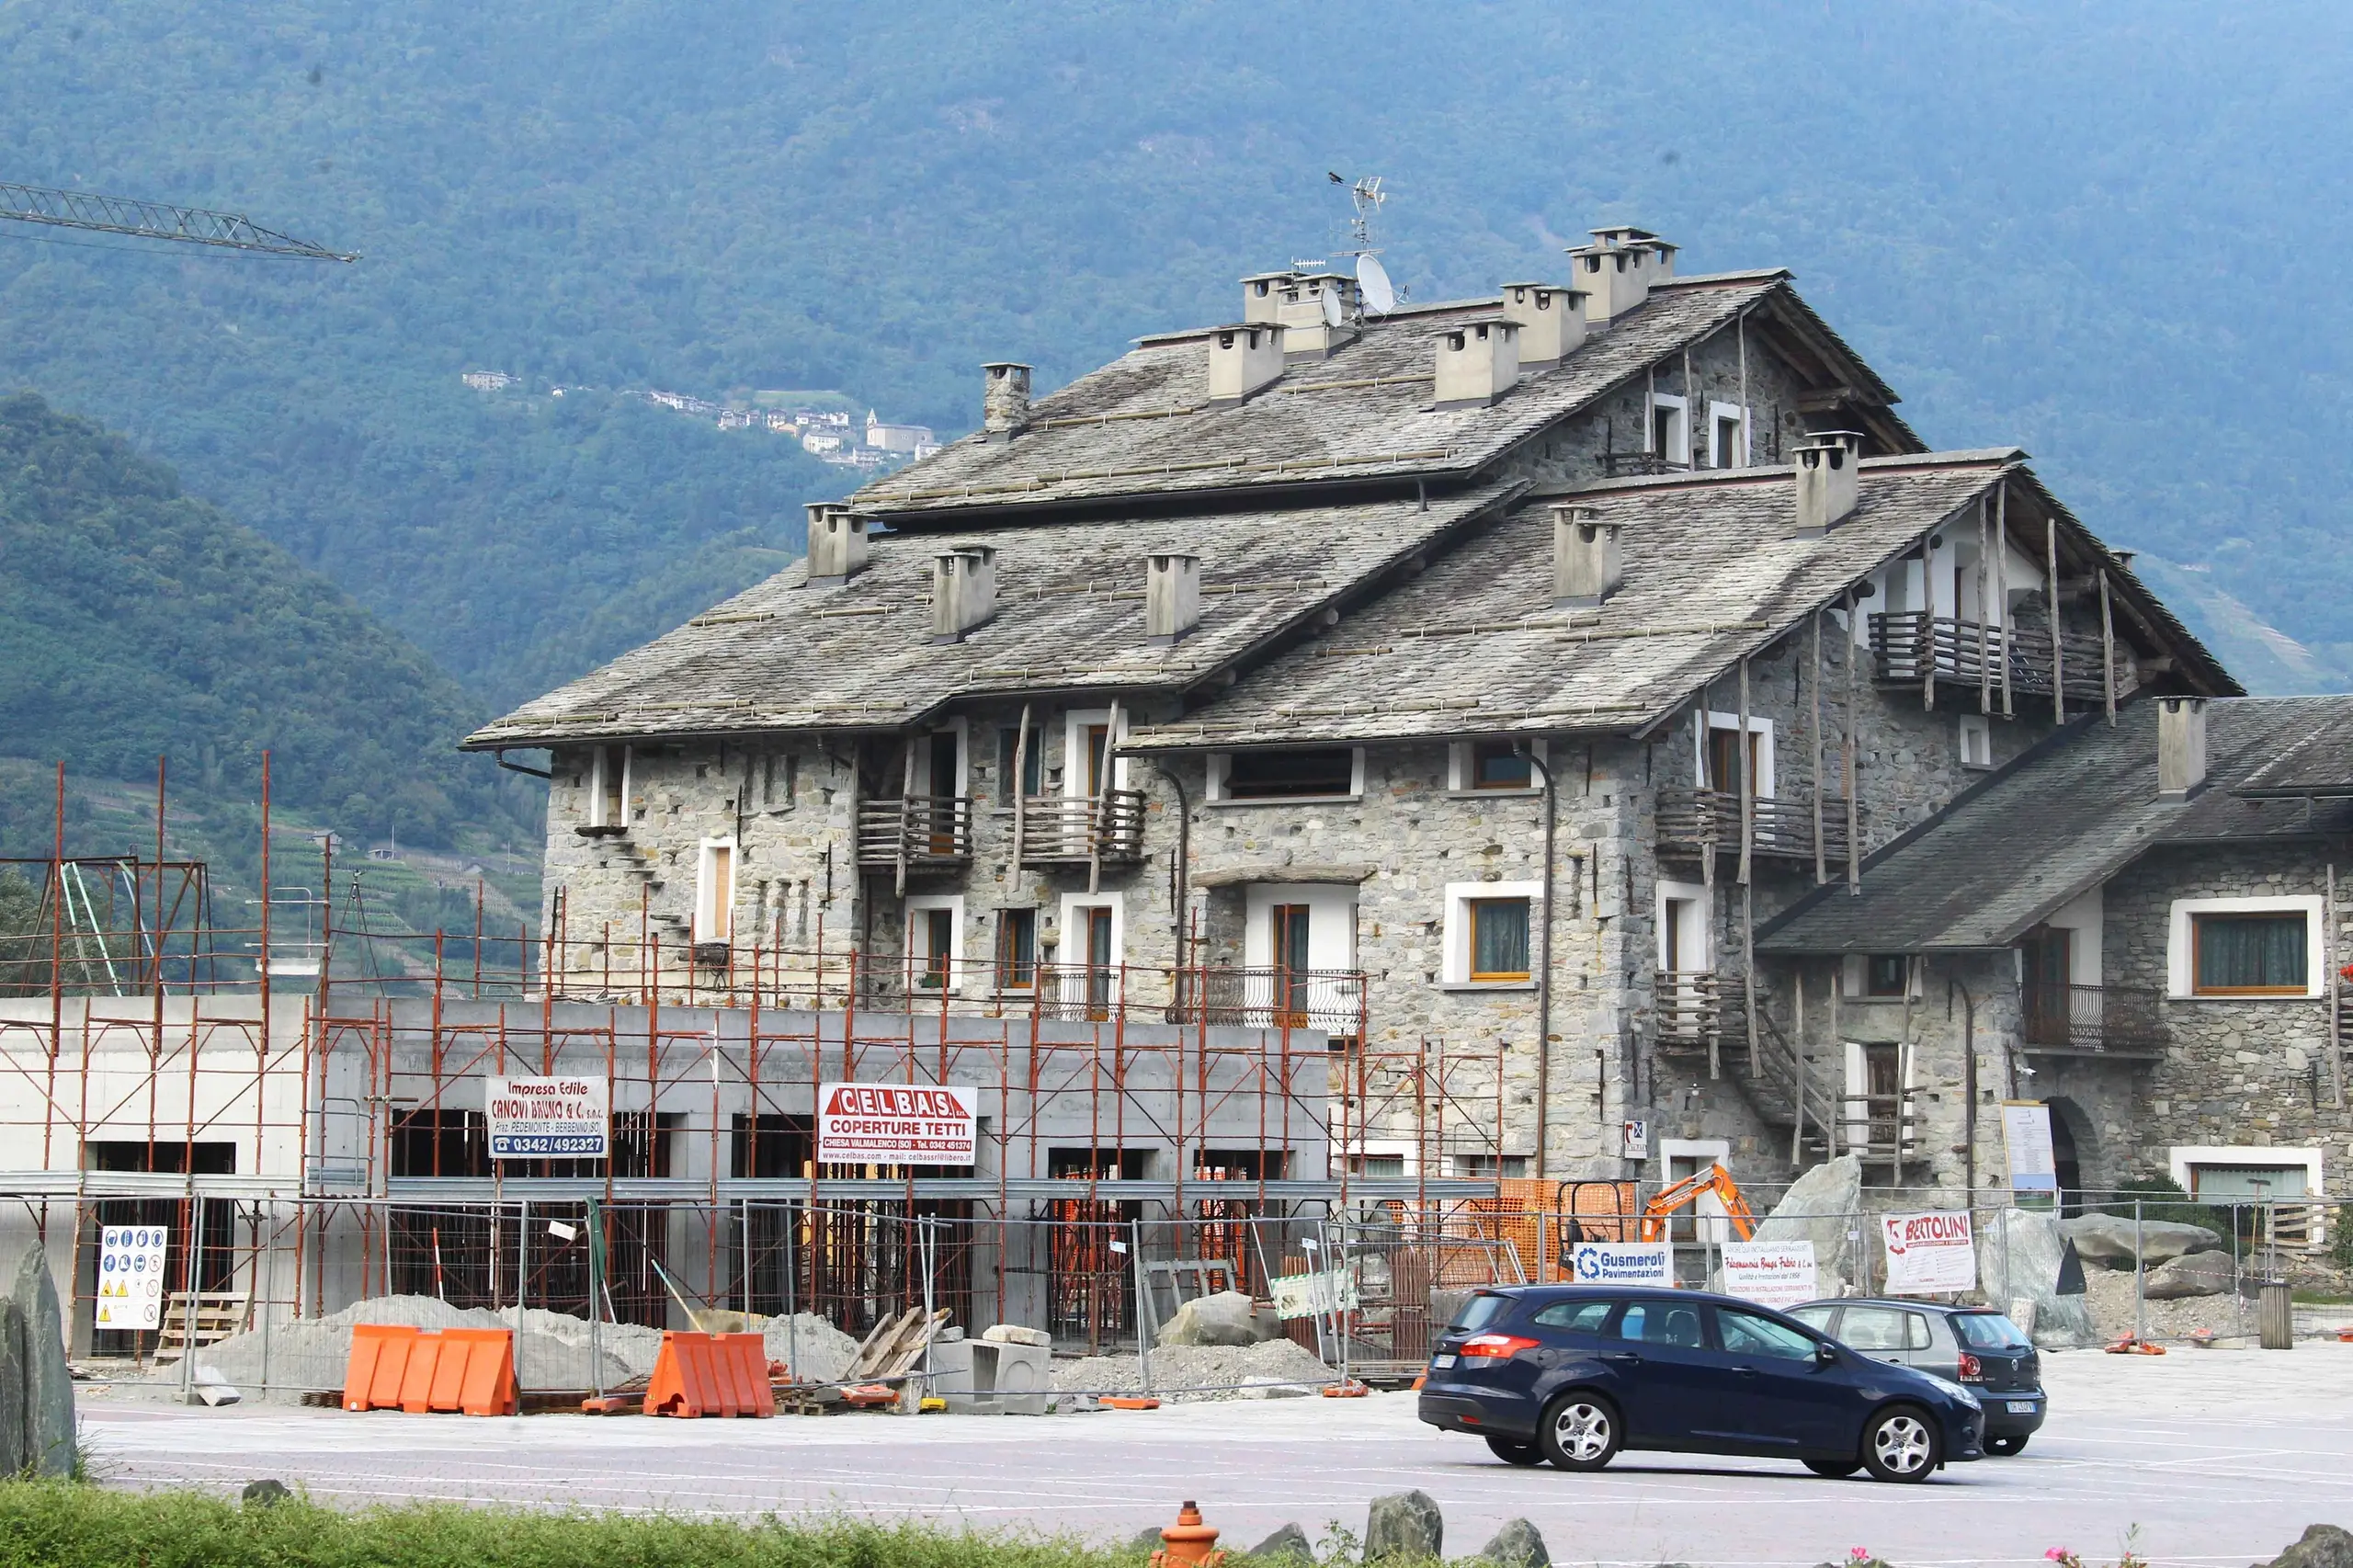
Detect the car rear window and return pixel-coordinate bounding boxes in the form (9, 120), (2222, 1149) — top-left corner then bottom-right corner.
(1449, 1292), (1513, 1333)
(1789, 1305), (1837, 1332)
(1951, 1312), (2031, 1350)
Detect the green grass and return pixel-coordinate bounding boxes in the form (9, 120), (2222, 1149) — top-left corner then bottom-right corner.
(0, 1484), (1232, 1568)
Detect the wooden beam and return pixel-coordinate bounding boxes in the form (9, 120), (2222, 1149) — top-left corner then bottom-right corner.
(1995, 483), (2013, 717)
(2045, 510), (2065, 724)
(2099, 569), (2117, 725)
(1812, 611), (1826, 886)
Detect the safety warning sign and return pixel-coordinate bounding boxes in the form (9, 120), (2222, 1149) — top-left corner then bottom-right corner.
(96, 1225), (169, 1331)
(816, 1082), (978, 1165)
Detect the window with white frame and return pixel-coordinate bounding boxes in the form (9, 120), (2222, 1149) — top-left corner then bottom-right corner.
(1442, 881), (1540, 984)
(1655, 880), (1711, 974)
(904, 894), (964, 992)
(586, 744), (631, 829)
(1958, 714), (1993, 769)
(1209, 746), (1364, 801)
(1449, 738), (1542, 792)
(1707, 401), (1748, 469)
(1063, 710), (1128, 799)
(2167, 896), (2323, 998)
(1057, 892), (1124, 1015)
(1649, 392), (1690, 467)
(1695, 711), (1775, 797)
(693, 838), (735, 944)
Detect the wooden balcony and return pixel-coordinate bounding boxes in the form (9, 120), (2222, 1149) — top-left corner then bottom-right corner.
(1017, 790), (1147, 866)
(2019, 982), (2166, 1057)
(1654, 971), (1727, 1053)
(1870, 612), (2125, 704)
(856, 795), (972, 871)
(1655, 788), (1855, 865)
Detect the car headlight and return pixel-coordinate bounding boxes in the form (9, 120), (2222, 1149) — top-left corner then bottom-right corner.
(1921, 1372), (1981, 1410)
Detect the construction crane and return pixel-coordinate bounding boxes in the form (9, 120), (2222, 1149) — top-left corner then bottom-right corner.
(0, 180), (356, 261)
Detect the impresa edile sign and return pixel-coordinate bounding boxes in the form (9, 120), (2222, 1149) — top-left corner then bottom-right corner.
(1881, 1210), (1977, 1295)
(816, 1082), (978, 1165)
(485, 1075), (610, 1159)
(1568, 1241), (1673, 1287)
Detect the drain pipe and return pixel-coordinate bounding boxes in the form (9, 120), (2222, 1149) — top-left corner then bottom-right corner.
(1950, 975), (1977, 1197)
(1150, 760), (1192, 963)
(1520, 742), (1559, 1180)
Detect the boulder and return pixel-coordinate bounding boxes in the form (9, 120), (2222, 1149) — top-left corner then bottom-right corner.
(1156, 1291), (1270, 1348)
(11, 1249), (74, 1476)
(1251, 1523), (1314, 1562)
(2061, 1212), (2222, 1267)
(0, 1298), (26, 1477)
(1477, 1518), (1550, 1568)
(983, 1323), (1052, 1347)
(1364, 1491), (1442, 1562)
(2145, 1251), (2237, 1300)
(1752, 1154), (1864, 1296)
(2256, 1525), (2353, 1568)
(1978, 1209), (2098, 1348)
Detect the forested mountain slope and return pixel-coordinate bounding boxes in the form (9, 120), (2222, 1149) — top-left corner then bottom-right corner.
(0, 0), (2347, 725)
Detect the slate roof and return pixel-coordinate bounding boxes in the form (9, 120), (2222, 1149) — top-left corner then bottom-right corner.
(2234, 703), (2353, 796)
(461, 483), (1523, 749)
(849, 273), (1904, 519)
(1756, 697), (2353, 957)
(1123, 452), (2030, 750)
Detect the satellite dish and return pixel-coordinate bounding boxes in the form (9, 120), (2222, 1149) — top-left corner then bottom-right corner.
(1358, 253), (1396, 316)
(1321, 286), (1344, 328)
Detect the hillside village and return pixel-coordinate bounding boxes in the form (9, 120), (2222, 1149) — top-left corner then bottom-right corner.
(461, 369), (940, 472)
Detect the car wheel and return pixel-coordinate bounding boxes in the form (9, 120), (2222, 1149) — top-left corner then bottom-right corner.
(1538, 1392), (1622, 1472)
(1804, 1458), (1863, 1478)
(1860, 1405), (1941, 1483)
(1484, 1435), (1545, 1466)
(1985, 1434), (2029, 1457)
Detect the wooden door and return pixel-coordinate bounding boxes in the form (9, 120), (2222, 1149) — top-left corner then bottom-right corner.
(2019, 927), (2072, 1045)
(1271, 903), (1311, 1026)
(1084, 906), (1114, 1019)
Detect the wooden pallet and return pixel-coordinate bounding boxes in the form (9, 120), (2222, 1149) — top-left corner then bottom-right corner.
(152, 1292), (248, 1363)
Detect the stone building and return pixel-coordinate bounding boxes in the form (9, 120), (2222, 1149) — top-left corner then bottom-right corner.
(1760, 695), (2353, 1216)
(465, 226), (2236, 1191)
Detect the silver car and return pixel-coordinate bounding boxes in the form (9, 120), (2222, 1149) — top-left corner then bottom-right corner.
(1790, 1299), (2045, 1455)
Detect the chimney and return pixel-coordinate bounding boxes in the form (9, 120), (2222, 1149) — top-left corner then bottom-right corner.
(1563, 226), (1677, 324)
(1207, 323), (1287, 405)
(1499, 281), (1587, 369)
(1792, 431), (1863, 536)
(1276, 272), (1360, 360)
(930, 545), (998, 643)
(982, 362), (1031, 440)
(1552, 505), (1621, 607)
(2158, 696), (2209, 800)
(1434, 318), (1521, 409)
(1241, 271), (1292, 326)
(1146, 551), (1201, 645)
(804, 502), (869, 585)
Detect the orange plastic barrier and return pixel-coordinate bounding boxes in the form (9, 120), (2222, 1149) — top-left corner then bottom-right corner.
(643, 1331), (775, 1418)
(342, 1324), (517, 1415)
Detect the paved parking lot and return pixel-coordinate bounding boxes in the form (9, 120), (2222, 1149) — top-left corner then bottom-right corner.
(81, 1343), (2353, 1568)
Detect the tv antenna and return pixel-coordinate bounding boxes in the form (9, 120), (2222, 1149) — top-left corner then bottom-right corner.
(1324, 172), (1400, 317)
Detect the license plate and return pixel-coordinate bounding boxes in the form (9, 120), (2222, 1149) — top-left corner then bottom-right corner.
(1431, 1354), (1457, 1369)
(2006, 1400), (2037, 1414)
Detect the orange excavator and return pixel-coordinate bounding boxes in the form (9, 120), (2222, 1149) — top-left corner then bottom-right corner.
(1635, 1163), (1758, 1243)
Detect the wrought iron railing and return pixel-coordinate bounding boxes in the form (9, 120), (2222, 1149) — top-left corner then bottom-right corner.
(1166, 966), (1367, 1040)
(2020, 982), (2165, 1055)
(1655, 788), (1855, 865)
(1869, 612), (2123, 703)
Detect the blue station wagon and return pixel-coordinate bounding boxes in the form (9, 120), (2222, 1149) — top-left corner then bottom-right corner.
(1417, 1285), (1984, 1483)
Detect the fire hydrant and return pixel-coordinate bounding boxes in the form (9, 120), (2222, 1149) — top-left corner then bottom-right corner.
(1152, 1501), (1228, 1568)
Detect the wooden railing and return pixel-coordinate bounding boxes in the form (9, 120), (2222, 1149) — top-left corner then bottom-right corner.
(1017, 790), (1147, 865)
(1654, 971), (1725, 1052)
(2020, 982), (2165, 1055)
(1655, 788), (1855, 865)
(855, 796), (973, 870)
(1870, 612), (2123, 703)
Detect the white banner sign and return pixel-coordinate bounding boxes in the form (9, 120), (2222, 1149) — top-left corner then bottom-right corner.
(817, 1082), (978, 1165)
(1568, 1241), (1673, 1287)
(486, 1075), (610, 1159)
(1719, 1240), (1819, 1309)
(1881, 1210), (1978, 1295)
(1270, 1269), (1360, 1320)
(2002, 1100), (2058, 1193)
(96, 1224), (169, 1331)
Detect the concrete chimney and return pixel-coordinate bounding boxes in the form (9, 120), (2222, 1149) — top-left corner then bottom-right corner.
(2159, 696), (2209, 800)
(1552, 505), (1621, 607)
(1792, 431), (1863, 536)
(931, 546), (998, 643)
(982, 362), (1031, 441)
(1564, 226), (1677, 324)
(804, 502), (869, 585)
(1276, 272), (1360, 360)
(1500, 282), (1587, 369)
(1241, 271), (1292, 326)
(1146, 551), (1201, 645)
(1207, 324), (1287, 405)
(1434, 319), (1521, 409)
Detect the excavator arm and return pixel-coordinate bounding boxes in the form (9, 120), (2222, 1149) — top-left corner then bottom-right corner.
(1636, 1162), (1758, 1244)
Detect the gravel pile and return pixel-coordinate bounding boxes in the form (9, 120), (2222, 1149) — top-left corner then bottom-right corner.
(2081, 1267), (2253, 1343)
(1051, 1337), (1335, 1401)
